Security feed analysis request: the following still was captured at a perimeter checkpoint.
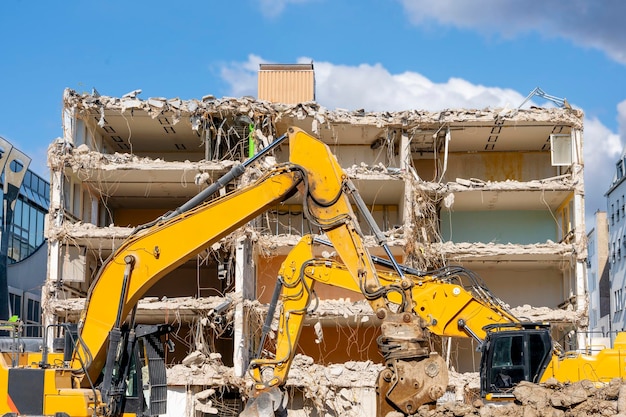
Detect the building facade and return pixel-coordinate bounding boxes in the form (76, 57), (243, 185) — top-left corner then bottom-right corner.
(606, 154), (626, 341)
(43, 70), (588, 416)
(586, 211), (610, 348)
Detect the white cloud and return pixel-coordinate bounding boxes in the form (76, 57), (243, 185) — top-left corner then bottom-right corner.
(398, 0), (626, 64)
(224, 55), (533, 111)
(256, 0), (316, 18)
(583, 115), (623, 222)
(219, 55), (267, 97)
(313, 61), (527, 111)
(220, 55), (624, 227)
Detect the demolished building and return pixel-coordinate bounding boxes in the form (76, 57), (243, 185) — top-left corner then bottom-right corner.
(44, 66), (588, 416)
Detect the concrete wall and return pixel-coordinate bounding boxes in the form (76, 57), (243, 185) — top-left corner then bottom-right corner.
(445, 152), (557, 182)
(275, 144), (401, 169)
(440, 210), (558, 244)
(474, 267), (564, 308)
(256, 255), (364, 303)
(413, 152), (557, 183)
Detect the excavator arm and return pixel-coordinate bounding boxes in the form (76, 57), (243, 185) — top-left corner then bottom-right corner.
(284, 241), (518, 340)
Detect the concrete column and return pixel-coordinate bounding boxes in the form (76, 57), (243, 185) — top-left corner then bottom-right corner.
(42, 106), (75, 339)
(90, 195), (99, 225)
(400, 131), (412, 226)
(233, 236), (255, 377)
(572, 128), (589, 349)
(62, 100), (75, 144)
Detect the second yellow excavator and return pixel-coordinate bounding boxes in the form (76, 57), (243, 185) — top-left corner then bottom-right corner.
(244, 233), (626, 416)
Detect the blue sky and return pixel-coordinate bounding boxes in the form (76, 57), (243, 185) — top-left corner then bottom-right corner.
(2, 0), (626, 226)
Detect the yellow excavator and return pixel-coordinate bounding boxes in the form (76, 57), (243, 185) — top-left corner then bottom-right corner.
(243, 236), (626, 416)
(0, 126), (622, 417)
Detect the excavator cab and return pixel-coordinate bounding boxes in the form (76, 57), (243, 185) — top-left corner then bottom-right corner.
(96, 323), (172, 417)
(479, 323), (553, 400)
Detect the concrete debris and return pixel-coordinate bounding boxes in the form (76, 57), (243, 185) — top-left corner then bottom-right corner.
(46, 220), (239, 253)
(167, 357), (241, 387)
(46, 221), (132, 243)
(253, 230), (408, 257)
(432, 241), (575, 256)
(285, 354), (383, 389)
(195, 388), (219, 415)
(432, 176), (578, 193)
(511, 304), (582, 324)
(246, 299), (375, 324)
(284, 354), (383, 417)
(48, 138), (234, 173)
(50, 294), (236, 311)
(247, 298), (578, 327)
(343, 162), (404, 178)
(182, 350), (207, 367)
(49, 295), (237, 324)
(170, 350), (383, 417)
(415, 378), (626, 417)
(447, 371), (480, 402)
(306, 299), (375, 319)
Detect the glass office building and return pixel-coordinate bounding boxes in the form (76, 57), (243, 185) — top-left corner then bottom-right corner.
(4, 169), (50, 335)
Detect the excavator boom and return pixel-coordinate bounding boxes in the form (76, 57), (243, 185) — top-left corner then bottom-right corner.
(74, 165), (303, 381)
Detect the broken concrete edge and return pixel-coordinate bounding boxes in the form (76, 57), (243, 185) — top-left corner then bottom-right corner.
(45, 220), (575, 256)
(47, 141), (579, 194)
(246, 299), (581, 326)
(62, 88), (584, 130)
(168, 353), (383, 389)
(421, 177), (579, 193)
(49, 142), (406, 180)
(48, 294), (238, 322)
(47, 140), (237, 172)
(47, 293), (579, 328)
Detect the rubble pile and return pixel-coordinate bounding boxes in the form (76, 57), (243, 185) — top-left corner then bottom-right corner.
(343, 162), (404, 178)
(285, 354), (383, 417)
(511, 304), (583, 324)
(171, 349), (626, 417)
(168, 350), (242, 387)
(422, 378), (626, 417)
(48, 140), (235, 174)
(286, 354), (383, 388)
